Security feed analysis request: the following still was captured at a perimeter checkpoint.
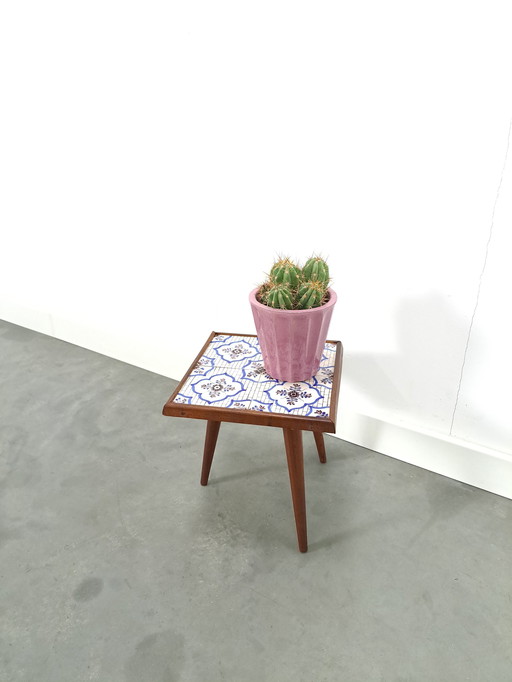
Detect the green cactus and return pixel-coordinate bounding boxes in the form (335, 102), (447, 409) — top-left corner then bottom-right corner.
(296, 280), (328, 309)
(257, 254), (332, 309)
(265, 282), (294, 309)
(270, 257), (301, 288)
(302, 256), (329, 284)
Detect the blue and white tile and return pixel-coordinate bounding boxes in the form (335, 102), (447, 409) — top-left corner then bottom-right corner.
(264, 381), (324, 414)
(191, 356), (215, 375)
(308, 406), (330, 418)
(315, 366), (336, 387)
(214, 339), (261, 365)
(230, 399), (273, 412)
(319, 342), (337, 367)
(172, 393), (193, 405)
(241, 360), (275, 383)
(312, 380), (333, 405)
(200, 335), (234, 361)
(174, 335), (335, 419)
(198, 335), (262, 371)
(190, 371), (246, 405)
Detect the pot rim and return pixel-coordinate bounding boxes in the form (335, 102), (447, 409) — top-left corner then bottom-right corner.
(249, 286), (337, 313)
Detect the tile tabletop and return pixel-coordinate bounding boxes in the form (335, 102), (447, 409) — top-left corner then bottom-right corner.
(163, 332), (342, 431)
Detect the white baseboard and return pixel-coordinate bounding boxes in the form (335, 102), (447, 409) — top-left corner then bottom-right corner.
(0, 299), (55, 337)
(0, 301), (179, 379)
(335, 411), (512, 500)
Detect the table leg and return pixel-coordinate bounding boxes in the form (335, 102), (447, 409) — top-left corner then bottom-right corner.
(313, 431), (327, 463)
(201, 420), (221, 486)
(283, 428), (307, 553)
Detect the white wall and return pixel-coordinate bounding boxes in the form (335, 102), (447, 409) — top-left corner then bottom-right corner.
(451, 126), (512, 453)
(1, 2), (511, 494)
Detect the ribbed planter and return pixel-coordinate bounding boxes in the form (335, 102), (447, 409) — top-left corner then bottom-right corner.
(249, 287), (337, 382)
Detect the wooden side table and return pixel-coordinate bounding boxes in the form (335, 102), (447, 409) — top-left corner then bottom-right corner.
(162, 331), (343, 552)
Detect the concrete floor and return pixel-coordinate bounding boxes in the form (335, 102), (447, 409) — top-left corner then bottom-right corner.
(1, 320), (511, 682)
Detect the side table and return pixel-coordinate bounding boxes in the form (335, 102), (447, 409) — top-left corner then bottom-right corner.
(162, 331), (343, 552)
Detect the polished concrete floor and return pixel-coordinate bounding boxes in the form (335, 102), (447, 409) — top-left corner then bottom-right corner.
(1, 319), (511, 682)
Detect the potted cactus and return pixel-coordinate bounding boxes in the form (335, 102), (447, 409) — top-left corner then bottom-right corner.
(249, 256), (337, 382)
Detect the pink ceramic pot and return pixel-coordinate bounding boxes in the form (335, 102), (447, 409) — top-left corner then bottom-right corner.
(249, 287), (337, 382)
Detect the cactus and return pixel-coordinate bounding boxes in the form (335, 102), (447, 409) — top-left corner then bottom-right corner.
(296, 280), (328, 309)
(265, 283), (294, 309)
(302, 256), (329, 284)
(257, 254), (332, 309)
(270, 257), (301, 288)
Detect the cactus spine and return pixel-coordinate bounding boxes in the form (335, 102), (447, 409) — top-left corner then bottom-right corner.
(302, 256), (329, 284)
(265, 283), (294, 309)
(296, 280), (327, 309)
(270, 258), (301, 288)
(258, 255), (331, 309)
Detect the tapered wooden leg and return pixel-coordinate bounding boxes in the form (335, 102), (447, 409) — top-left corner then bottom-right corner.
(283, 428), (307, 552)
(201, 420), (221, 486)
(313, 431), (327, 463)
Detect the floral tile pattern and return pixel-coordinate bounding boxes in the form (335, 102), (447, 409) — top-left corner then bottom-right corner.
(191, 373), (245, 403)
(173, 334), (336, 418)
(265, 382), (323, 413)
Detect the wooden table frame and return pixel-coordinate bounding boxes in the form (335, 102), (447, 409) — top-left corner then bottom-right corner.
(163, 331), (343, 552)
